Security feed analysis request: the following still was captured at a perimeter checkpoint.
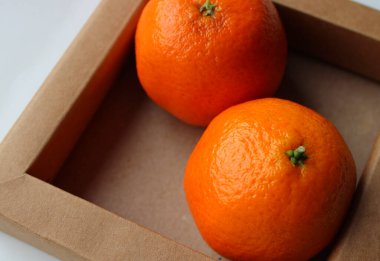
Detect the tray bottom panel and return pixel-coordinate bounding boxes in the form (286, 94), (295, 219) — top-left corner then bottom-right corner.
(53, 51), (380, 259)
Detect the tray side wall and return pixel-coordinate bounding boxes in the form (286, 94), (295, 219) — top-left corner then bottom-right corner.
(25, 0), (147, 182)
(274, 0), (380, 82)
(0, 175), (209, 261)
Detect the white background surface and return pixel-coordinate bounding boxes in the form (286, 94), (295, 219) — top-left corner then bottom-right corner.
(0, 1), (100, 260)
(0, 0), (378, 260)
(352, 0), (380, 10)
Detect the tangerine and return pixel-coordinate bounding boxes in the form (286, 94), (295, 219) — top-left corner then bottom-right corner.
(184, 98), (356, 260)
(135, 0), (287, 126)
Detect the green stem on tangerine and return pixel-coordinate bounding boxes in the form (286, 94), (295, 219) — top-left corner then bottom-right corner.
(286, 146), (308, 167)
(200, 0), (217, 16)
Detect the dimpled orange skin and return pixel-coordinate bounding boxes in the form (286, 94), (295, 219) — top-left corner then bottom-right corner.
(135, 0), (287, 126)
(184, 98), (356, 261)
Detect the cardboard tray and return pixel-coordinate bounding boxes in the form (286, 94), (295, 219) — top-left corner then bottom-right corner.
(0, 0), (380, 260)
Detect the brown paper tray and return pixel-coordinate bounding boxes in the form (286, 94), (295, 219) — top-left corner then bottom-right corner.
(0, 0), (379, 260)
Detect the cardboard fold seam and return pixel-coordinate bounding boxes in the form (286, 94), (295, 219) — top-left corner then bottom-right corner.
(0, 175), (88, 260)
(0, 173), (24, 186)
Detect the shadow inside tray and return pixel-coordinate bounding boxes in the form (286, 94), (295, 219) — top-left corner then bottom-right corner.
(53, 56), (147, 197)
